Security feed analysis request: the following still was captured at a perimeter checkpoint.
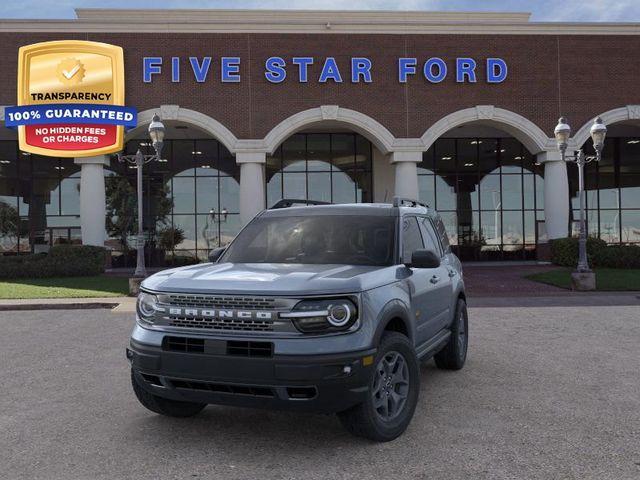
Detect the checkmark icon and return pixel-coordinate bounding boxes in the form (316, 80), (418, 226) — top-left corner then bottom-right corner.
(62, 64), (80, 79)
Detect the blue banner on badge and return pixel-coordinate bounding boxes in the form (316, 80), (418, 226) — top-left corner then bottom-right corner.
(5, 104), (137, 128)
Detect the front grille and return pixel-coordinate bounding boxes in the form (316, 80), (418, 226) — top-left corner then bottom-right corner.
(163, 336), (205, 353)
(169, 379), (275, 398)
(162, 336), (273, 357)
(165, 295), (277, 310)
(168, 316), (274, 332)
(227, 340), (273, 358)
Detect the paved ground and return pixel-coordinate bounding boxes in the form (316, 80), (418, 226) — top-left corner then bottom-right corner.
(1, 306), (639, 480)
(463, 264), (567, 297)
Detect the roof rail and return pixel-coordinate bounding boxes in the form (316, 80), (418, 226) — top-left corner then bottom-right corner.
(392, 196), (429, 209)
(270, 199), (331, 209)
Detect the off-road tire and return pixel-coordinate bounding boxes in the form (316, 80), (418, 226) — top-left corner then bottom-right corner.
(434, 298), (468, 370)
(337, 332), (420, 442)
(131, 370), (207, 417)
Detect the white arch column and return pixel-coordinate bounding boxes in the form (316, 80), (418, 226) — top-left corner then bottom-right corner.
(74, 155), (109, 246)
(237, 151), (266, 225)
(538, 151), (569, 239)
(391, 151), (421, 200)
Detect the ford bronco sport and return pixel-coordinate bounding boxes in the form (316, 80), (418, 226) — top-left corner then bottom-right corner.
(128, 197), (468, 441)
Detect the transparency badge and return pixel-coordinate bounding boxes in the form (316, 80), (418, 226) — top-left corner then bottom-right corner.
(5, 40), (137, 157)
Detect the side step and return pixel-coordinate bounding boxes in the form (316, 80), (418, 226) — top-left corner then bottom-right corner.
(415, 329), (451, 360)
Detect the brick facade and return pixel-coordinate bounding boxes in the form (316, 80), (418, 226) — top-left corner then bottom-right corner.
(0, 31), (638, 141)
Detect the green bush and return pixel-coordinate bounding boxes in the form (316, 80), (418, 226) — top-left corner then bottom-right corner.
(550, 237), (640, 268)
(0, 245), (106, 279)
(593, 244), (640, 268)
(164, 253), (200, 268)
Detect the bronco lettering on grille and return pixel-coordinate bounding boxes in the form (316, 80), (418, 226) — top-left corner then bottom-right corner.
(168, 307), (274, 320)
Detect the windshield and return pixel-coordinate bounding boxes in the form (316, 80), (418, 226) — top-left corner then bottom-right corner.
(220, 215), (396, 266)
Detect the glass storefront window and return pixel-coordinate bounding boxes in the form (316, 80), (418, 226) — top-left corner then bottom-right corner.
(103, 138), (241, 265)
(501, 175), (523, 211)
(435, 176), (456, 211)
(621, 210), (640, 243)
(266, 133), (372, 206)
(307, 134), (331, 171)
(569, 136), (640, 245)
(420, 136), (544, 260)
(621, 174), (640, 209)
(479, 175), (501, 211)
(195, 177), (219, 214)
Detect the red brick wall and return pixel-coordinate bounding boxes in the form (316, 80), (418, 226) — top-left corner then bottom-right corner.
(0, 32), (638, 141)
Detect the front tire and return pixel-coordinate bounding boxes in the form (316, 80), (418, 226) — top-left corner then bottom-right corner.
(434, 298), (468, 370)
(131, 370), (207, 417)
(338, 332), (420, 442)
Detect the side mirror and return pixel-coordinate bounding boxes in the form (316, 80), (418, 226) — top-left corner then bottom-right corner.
(208, 247), (226, 263)
(406, 249), (440, 269)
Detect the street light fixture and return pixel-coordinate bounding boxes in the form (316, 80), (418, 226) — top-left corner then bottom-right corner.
(117, 113), (166, 277)
(553, 116), (607, 283)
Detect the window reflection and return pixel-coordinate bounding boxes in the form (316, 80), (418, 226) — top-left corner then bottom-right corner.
(265, 133), (373, 206)
(109, 138), (241, 265)
(569, 137), (640, 244)
(419, 137), (542, 260)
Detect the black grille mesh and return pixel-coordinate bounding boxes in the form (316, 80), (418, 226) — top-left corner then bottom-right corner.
(168, 316), (274, 331)
(166, 295), (277, 309)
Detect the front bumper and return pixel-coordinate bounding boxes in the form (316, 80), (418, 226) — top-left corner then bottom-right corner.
(128, 336), (376, 414)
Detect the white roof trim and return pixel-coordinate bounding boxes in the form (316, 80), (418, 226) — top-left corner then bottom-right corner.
(74, 9), (532, 24)
(0, 9), (639, 34)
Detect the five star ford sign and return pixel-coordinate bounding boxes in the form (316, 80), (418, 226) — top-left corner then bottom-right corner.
(4, 40), (137, 158)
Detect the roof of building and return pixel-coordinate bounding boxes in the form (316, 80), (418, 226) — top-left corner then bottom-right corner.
(0, 9), (638, 35)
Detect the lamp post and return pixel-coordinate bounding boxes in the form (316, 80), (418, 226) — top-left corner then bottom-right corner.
(117, 113), (165, 277)
(553, 116), (607, 285)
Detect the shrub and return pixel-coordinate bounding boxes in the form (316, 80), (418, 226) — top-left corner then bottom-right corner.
(0, 245), (106, 279)
(164, 253), (200, 268)
(157, 226), (185, 252)
(550, 237), (640, 268)
(593, 244), (640, 268)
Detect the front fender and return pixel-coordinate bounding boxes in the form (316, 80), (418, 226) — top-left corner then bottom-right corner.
(371, 298), (415, 347)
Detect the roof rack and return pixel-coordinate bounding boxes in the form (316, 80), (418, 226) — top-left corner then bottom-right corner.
(392, 196), (429, 209)
(270, 199), (331, 209)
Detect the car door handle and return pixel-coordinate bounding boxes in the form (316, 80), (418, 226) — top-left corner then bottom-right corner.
(430, 275), (440, 284)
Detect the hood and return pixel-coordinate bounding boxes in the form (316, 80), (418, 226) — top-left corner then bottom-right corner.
(141, 262), (399, 296)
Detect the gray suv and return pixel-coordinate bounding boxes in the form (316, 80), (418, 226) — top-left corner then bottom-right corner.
(127, 197), (468, 441)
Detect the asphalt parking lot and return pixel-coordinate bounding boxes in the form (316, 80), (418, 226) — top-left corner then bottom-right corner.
(1, 305), (639, 480)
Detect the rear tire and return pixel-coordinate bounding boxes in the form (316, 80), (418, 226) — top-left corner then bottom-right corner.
(338, 332), (420, 442)
(434, 298), (468, 370)
(131, 370), (206, 417)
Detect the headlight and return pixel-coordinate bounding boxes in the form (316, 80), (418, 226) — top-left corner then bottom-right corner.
(281, 298), (358, 333)
(136, 291), (158, 324)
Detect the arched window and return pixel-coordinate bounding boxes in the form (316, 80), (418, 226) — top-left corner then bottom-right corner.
(418, 137), (543, 261)
(569, 136), (640, 244)
(266, 133), (373, 207)
(107, 138), (241, 266)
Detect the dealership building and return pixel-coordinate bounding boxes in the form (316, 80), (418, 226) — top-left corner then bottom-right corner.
(0, 9), (639, 265)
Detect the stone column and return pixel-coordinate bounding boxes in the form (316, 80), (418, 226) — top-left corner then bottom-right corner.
(538, 151), (569, 240)
(237, 151), (266, 225)
(391, 151), (421, 200)
(74, 155), (109, 246)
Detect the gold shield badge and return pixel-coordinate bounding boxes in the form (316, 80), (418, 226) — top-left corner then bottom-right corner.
(15, 40), (126, 157)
